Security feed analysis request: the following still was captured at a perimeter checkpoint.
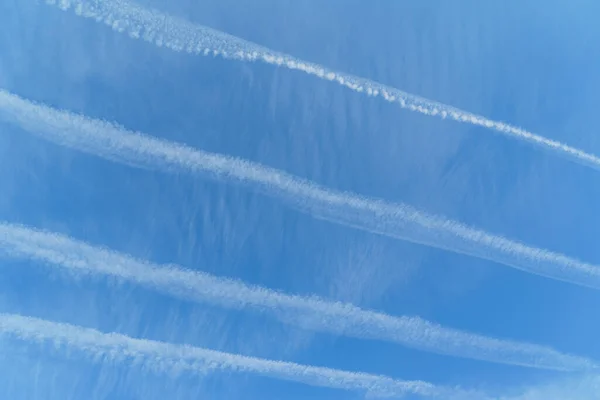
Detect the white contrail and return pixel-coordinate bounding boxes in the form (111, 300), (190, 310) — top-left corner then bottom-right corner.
(0, 313), (456, 399)
(42, 0), (600, 171)
(0, 222), (596, 372)
(2, 90), (600, 292)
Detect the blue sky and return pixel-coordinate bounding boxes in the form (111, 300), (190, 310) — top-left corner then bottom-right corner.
(1, 0), (600, 399)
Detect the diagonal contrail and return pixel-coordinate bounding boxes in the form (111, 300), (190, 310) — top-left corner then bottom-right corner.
(0, 222), (596, 372)
(2, 90), (600, 292)
(42, 0), (600, 171)
(0, 313), (473, 399)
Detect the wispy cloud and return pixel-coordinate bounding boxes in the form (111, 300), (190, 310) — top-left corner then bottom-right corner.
(2, 90), (600, 291)
(500, 375), (600, 400)
(0, 313), (461, 399)
(0, 221), (595, 372)
(41, 0), (600, 171)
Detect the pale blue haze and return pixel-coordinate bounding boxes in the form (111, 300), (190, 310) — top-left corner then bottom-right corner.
(1, 0), (600, 399)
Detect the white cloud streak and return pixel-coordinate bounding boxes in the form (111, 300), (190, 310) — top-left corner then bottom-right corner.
(0, 222), (595, 372)
(42, 0), (600, 171)
(0, 313), (458, 399)
(2, 90), (600, 291)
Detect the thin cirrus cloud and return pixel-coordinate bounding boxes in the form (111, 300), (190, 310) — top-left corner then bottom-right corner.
(0, 221), (596, 372)
(0, 313), (466, 399)
(42, 0), (600, 172)
(500, 375), (600, 400)
(1, 1), (594, 399)
(2, 90), (600, 292)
